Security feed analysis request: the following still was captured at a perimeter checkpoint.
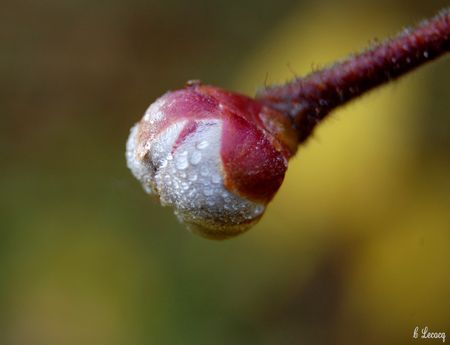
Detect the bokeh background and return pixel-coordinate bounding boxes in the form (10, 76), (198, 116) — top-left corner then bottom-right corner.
(1, 0), (449, 344)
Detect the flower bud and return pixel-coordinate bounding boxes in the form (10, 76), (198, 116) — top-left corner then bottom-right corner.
(126, 82), (297, 239)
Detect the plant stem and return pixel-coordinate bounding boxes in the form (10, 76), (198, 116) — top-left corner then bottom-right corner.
(256, 8), (450, 144)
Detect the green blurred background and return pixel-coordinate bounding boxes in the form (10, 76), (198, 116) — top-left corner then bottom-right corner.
(1, 0), (449, 344)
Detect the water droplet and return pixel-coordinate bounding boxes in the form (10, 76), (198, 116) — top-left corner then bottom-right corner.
(143, 185), (153, 194)
(196, 140), (209, 150)
(190, 151), (202, 165)
(253, 205), (264, 216)
(423, 51), (429, 58)
(175, 155), (189, 170)
(244, 214), (250, 220)
(163, 175), (172, 186)
(188, 173), (198, 182)
(160, 195), (169, 205)
(211, 174), (221, 184)
(203, 188), (213, 196)
(200, 166), (209, 176)
(188, 190), (196, 198)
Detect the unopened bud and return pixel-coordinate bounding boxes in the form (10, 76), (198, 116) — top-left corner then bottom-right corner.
(126, 82), (297, 239)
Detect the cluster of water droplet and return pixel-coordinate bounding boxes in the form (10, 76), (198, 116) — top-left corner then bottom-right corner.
(126, 105), (265, 237)
(126, 99), (170, 194)
(153, 119), (264, 231)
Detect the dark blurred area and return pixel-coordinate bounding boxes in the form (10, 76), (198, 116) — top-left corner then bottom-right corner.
(0, 0), (449, 344)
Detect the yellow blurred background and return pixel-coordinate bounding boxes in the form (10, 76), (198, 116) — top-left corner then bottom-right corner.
(1, 0), (448, 344)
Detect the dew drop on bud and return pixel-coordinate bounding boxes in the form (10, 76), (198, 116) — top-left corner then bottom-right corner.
(189, 151), (202, 165)
(175, 155), (189, 170)
(196, 140), (209, 150)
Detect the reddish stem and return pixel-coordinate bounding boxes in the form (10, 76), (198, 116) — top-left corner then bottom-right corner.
(256, 8), (450, 144)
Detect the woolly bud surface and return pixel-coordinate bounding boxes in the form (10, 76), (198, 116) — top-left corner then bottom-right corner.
(126, 83), (297, 239)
